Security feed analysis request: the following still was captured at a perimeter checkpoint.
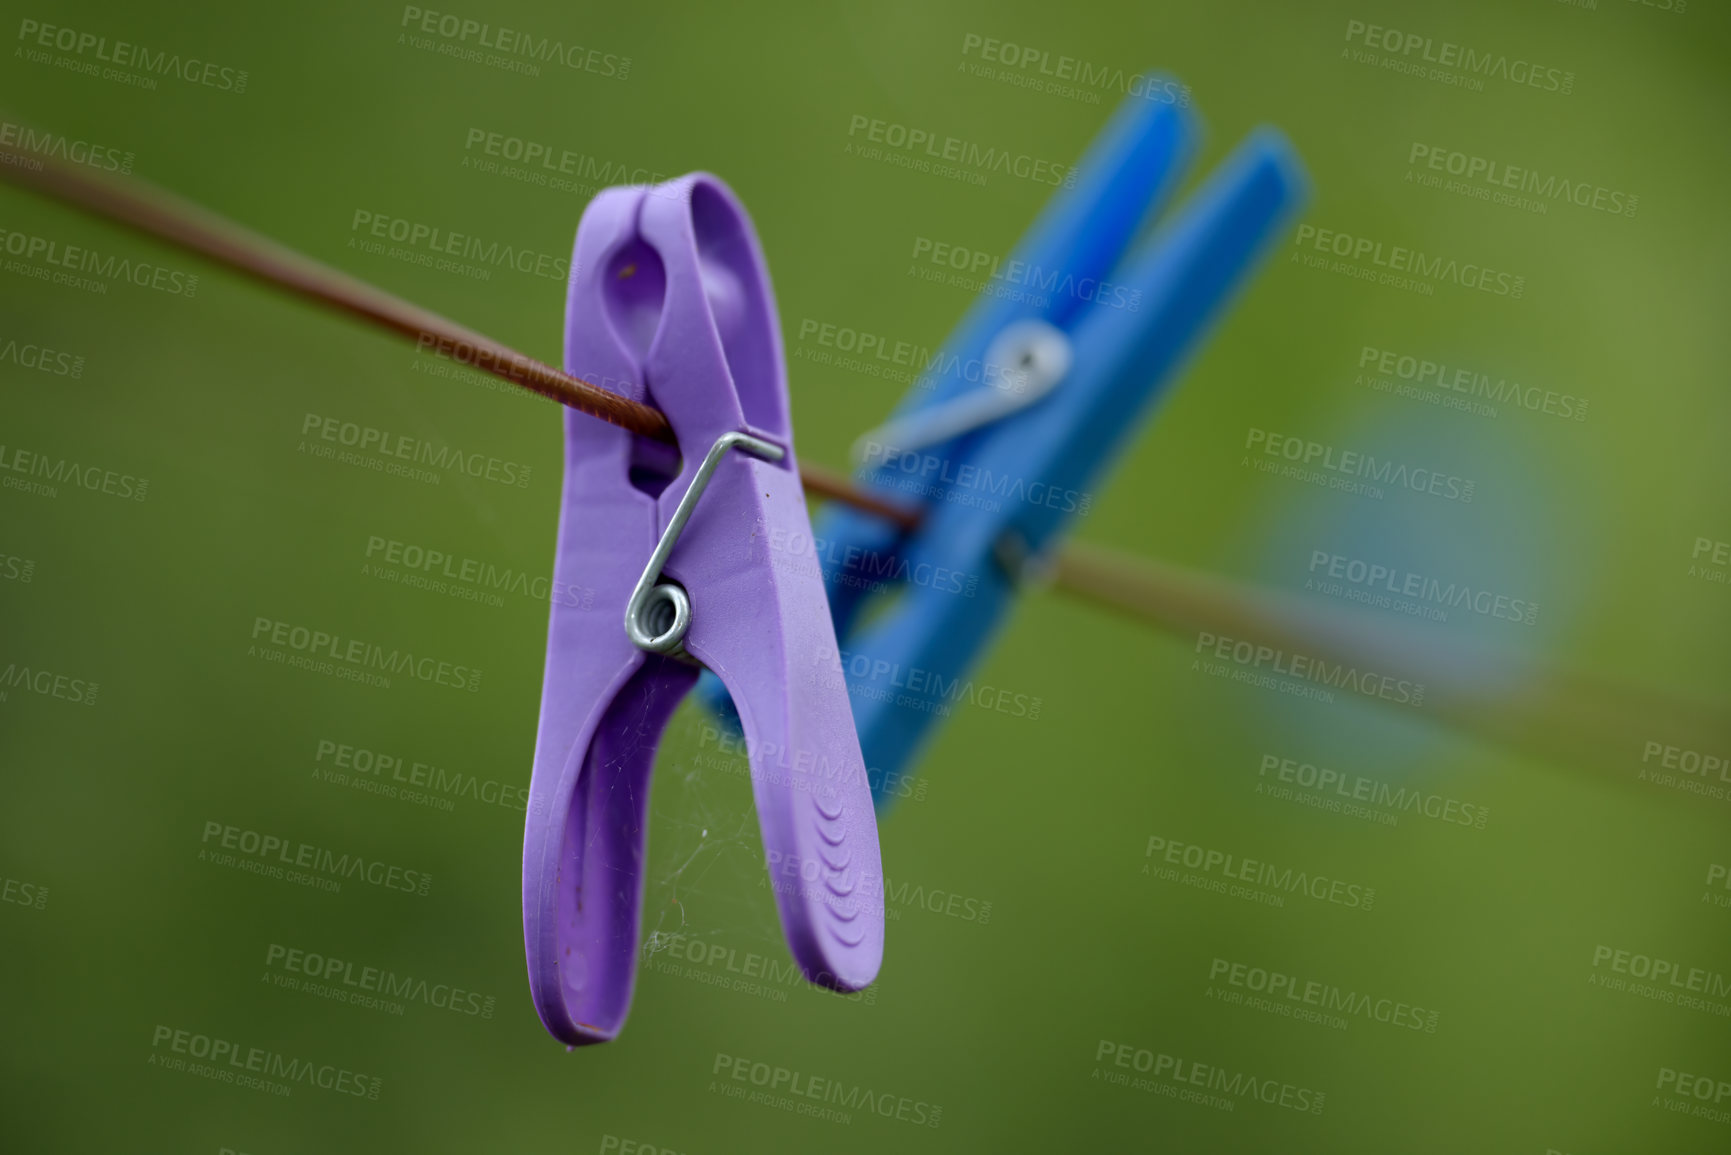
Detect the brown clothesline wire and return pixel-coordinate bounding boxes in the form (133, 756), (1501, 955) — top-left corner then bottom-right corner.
(5, 136), (1724, 788)
(0, 144), (921, 531)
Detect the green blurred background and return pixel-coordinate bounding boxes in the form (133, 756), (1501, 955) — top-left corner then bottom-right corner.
(2, 0), (1728, 1151)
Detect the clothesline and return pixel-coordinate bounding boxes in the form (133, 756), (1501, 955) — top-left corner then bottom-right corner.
(0, 142), (920, 529)
(5, 141), (1722, 788)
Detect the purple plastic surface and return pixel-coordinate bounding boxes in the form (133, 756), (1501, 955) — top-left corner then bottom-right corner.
(522, 175), (884, 1046)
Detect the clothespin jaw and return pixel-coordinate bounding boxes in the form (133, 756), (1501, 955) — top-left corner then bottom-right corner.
(701, 85), (1308, 803)
(523, 175), (884, 1048)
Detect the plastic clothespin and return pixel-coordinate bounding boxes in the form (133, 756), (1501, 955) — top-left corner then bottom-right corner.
(522, 174), (885, 1046)
(701, 85), (1307, 804)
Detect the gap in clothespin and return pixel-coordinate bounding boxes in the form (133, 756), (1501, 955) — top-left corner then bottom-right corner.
(601, 234), (686, 498)
(627, 425), (682, 499)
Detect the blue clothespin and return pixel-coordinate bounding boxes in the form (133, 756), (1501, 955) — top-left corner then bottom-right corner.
(701, 84), (1307, 804)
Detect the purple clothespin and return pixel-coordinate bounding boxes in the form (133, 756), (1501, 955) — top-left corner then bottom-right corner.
(522, 174), (885, 1046)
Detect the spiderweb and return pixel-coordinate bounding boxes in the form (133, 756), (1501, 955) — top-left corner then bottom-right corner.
(637, 701), (785, 969)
